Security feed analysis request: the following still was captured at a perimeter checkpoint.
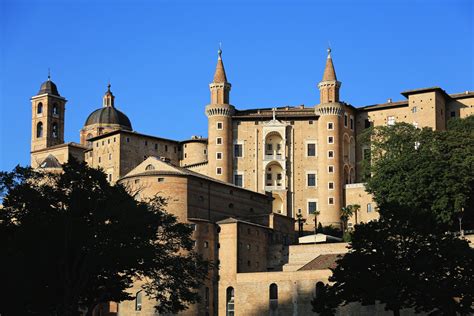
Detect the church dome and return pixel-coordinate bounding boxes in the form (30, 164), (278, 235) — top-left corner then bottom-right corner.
(38, 79), (60, 96)
(84, 107), (132, 130)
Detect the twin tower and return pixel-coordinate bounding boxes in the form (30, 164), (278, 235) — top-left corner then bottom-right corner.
(205, 48), (348, 223)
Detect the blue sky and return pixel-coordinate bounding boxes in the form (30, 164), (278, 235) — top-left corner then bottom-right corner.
(0, 0), (472, 171)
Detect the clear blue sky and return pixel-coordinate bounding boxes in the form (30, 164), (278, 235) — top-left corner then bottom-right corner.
(0, 0), (472, 171)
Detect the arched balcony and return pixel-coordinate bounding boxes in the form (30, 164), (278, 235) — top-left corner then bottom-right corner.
(265, 161), (285, 191)
(264, 132), (284, 161)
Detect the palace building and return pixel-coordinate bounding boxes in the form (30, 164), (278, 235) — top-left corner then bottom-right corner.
(29, 49), (474, 315)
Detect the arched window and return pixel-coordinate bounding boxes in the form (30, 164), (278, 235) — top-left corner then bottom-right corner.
(269, 283), (278, 310)
(36, 122), (43, 138)
(226, 287), (235, 316)
(52, 103), (59, 115)
(37, 102), (43, 114)
(145, 164), (155, 171)
(52, 123), (58, 138)
(135, 290), (143, 311)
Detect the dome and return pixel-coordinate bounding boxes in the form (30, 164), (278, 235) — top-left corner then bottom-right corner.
(38, 79), (60, 96)
(84, 107), (132, 129)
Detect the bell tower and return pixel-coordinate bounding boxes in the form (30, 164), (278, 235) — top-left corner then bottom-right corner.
(31, 74), (67, 153)
(205, 48), (235, 183)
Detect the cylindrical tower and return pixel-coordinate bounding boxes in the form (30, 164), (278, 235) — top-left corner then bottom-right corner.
(206, 48), (234, 183)
(315, 48), (344, 227)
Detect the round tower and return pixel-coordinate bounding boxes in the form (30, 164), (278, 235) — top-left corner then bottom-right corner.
(315, 48), (344, 227)
(205, 48), (234, 183)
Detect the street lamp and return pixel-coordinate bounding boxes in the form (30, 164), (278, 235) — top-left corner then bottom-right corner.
(458, 207), (464, 237)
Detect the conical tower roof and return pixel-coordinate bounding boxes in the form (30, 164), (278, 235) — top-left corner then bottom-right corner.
(213, 48), (228, 83)
(322, 48), (337, 81)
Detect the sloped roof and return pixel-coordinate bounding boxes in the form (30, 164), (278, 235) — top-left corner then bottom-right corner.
(38, 154), (62, 169)
(298, 253), (343, 271)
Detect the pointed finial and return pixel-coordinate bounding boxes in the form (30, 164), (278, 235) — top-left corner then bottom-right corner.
(218, 42), (222, 59)
(107, 81), (111, 91)
(327, 47), (332, 58)
(48, 68), (51, 81)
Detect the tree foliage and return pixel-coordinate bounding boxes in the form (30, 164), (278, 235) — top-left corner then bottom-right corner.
(360, 117), (474, 228)
(313, 204), (474, 316)
(0, 159), (208, 316)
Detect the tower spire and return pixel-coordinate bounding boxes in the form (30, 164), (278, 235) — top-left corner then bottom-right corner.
(318, 47), (341, 103)
(48, 68), (51, 81)
(322, 47), (337, 81)
(213, 46), (228, 83)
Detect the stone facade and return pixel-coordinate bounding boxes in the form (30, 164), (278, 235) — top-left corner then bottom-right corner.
(28, 49), (474, 315)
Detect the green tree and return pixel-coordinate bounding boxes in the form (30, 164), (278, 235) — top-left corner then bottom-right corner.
(312, 204), (474, 316)
(360, 116), (474, 228)
(0, 159), (209, 316)
(340, 206), (353, 233)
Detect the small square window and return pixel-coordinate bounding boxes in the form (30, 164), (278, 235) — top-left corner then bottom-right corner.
(308, 201), (317, 214)
(216, 137), (222, 145)
(328, 136), (334, 144)
(327, 122), (334, 130)
(328, 150), (334, 158)
(411, 106), (417, 113)
(217, 122), (223, 130)
(450, 111), (456, 118)
(328, 165), (334, 173)
(309, 120), (313, 125)
(216, 152), (222, 160)
(277, 173), (282, 181)
(328, 197), (334, 205)
(216, 167), (222, 175)
(234, 144), (243, 157)
(307, 143), (316, 156)
(234, 174), (243, 187)
(157, 177), (165, 182)
(328, 182), (334, 190)
(204, 241), (209, 248)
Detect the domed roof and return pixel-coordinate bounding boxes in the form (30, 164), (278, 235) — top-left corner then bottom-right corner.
(38, 78), (60, 96)
(84, 107), (132, 129)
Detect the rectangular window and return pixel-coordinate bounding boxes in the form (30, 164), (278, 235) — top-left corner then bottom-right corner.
(328, 136), (334, 144)
(216, 152), (222, 160)
(267, 143), (273, 151)
(344, 114), (348, 127)
(216, 137), (222, 145)
(165, 145), (168, 152)
(350, 116), (354, 130)
(145, 140), (148, 146)
(363, 148), (371, 160)
(365, 119), (371, 129)
(216, 167), (222, 175)
(157, 177), (165, 182)
(328, 122), (334, 130)
(328, 150), (334, 158)
(155, 144), (158, 150)
(108, 174), (112, 182)
(277, 173), (282, 180)
(450, 111), (456, 118)
(328, 165), (334, 173)
(328, 197), (334, 205)
(98, 157), (101, 163)
(307, 143), (316, 156)
(217, 122), (223, 130)
(309, 120), (313, 125)
(308, 201), (317, 214)
(367, 203), (373, 213)
(307, 173), (316, 187)
(234, 144), (243, 157)
(234, 174), (243, 187)
(108, 139), (110, 144)
(266, 173), (272, 181)
(328, 182), (334, 190)
(204, 241), (209, 248)
(126, 137), (130, 143)
(108, 153), (112, 160)
(411, 106), (417, 113)
(387, 116), (396, 126)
